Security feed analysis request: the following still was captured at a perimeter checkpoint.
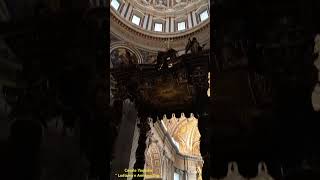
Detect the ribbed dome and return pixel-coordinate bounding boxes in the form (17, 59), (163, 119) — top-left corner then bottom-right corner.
(110, 0), (209, 36)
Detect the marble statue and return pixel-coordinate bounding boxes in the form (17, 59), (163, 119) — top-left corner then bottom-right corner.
(185, 37), (206, 54)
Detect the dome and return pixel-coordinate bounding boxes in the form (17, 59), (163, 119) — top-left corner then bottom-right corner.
(110, 0), (210, 51)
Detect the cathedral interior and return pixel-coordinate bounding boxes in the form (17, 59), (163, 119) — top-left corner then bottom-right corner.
(1, 0), (320, 180)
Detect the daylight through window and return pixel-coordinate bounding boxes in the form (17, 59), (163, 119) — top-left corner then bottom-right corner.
(177, 21), (186, 31)
(200, 10), (209, 22)
(132, 15), (141, 26)
(154, 23), (163, 32)
(111, 0), (120, 10)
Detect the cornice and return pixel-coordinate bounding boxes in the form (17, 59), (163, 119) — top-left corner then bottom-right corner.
(111, 10), (209, 39)
(110, 11), (210, 51)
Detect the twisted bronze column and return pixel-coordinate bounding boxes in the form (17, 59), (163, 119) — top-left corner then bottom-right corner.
(191, 65), (210, 179)
(132, 111), (150, 179)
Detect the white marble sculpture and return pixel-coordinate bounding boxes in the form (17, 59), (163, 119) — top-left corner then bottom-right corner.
(312, 34), (320, 111)
(221, 162), (247, 180)
(250, 162), (274, 180)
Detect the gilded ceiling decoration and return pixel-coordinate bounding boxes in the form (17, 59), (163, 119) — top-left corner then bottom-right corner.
(161, 113), (201, 157)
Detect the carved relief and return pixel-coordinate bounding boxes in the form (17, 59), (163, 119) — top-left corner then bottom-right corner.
(161, 113), (201, 156)
(145, 141), (162, 177)
(138, 0), (194, 9)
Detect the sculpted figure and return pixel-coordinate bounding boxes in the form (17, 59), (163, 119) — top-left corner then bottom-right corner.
(185, 37), (205, 54)
(191, 37), (200, 54)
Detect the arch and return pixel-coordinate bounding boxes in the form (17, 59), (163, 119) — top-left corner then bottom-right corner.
(110, 41), (143, 68)
(109, 42), (143, 105)
(161, 114), (201, 156)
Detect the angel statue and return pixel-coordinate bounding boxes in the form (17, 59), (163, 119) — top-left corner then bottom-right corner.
(185, 37), (206, 54)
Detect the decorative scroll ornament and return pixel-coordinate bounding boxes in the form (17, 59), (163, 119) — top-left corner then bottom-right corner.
(312, 34), (320, 111)
(221, 162), (246, 180)
(250, 162), (274, 180)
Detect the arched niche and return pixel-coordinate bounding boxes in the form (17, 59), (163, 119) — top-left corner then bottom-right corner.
(109, 42), (143, 105)
(110, 42), (143, 68)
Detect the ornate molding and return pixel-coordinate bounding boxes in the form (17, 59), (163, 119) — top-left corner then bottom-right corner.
(111, 10), (209, 39)
(110, 41), (144, 64)
(127, 0), (208, 17)
(110, 10), (210, 51)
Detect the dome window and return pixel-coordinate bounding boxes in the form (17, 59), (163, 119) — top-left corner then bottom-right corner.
(177, 21), (186, 31)
(154, 23), (163, 32)
(111, 0), (120, 10)
(199, 10), (209, 22)
(131, 14), (141, 26)
(174, 172), (180, 180)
